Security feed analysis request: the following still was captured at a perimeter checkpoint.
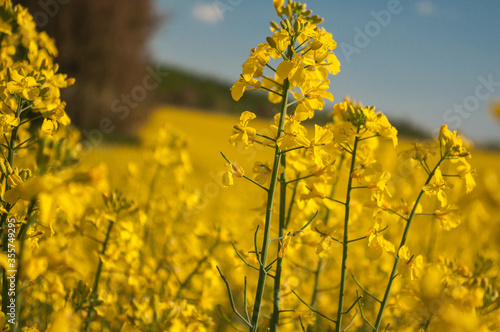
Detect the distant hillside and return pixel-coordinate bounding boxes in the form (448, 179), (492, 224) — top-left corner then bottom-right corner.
(154, 66), (277, 117)
(153, 65), (432, 140)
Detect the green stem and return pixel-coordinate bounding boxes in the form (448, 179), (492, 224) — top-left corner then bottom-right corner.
(270, 155), (286, 332)
(373, 155), (446, 331)
(249, 69), (291, 332)
(335, 133), (360, 332)
(310, 258), (323, 309)
(85, 216), (115, 330)
(1, 98), (21, 327)
(176, 241), (218, 300)
(284, 172), (300, 229)
(11, 216), (37, 332)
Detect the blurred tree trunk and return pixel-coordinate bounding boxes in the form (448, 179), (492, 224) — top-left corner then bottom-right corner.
(16, 0), (161, 133)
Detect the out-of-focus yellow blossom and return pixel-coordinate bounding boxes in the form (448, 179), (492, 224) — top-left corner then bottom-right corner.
(253, 161), (271, 185)
(490, 99), (500, 120)
(367, 171), (392, 197)
(398, 246), (423, 281)
(456, 159), (476, 193)
(300, 181), (325, 200)
(434, 205), (460, 231)
(366, 221), (395, 259)
(273, 0), (285, 16)
(312, 219), (337, 256)
(222, 162), (244, 187)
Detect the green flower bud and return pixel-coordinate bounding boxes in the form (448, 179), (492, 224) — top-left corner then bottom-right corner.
(270, 20), (280, 30)
(266, 36), (277, 49)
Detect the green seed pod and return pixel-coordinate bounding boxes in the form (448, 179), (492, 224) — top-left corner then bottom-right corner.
(293, 20), (302, 34)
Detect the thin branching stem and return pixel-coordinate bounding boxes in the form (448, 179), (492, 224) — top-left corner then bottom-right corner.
(271, 154), (287, 332)
(357, 291), (375, 330)
(335, 130), (360, 332)
(373, 154), (447, 330)
(285, 171), (300, 229)
(217, 305), (245, 332)
(232, 243), (260, 272)
(351, 273), (381, 303)
(249, 47), (293, 332)
(217, 266), (253, 328)
(291, 289), (337, 325)
(286, 172), (316, 184)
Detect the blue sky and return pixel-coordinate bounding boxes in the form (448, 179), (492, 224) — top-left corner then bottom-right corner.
(150, 1), (500, 143)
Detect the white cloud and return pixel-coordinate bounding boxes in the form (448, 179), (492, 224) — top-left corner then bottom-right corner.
(414, 1), (437, 17)
(192, 2), (223, 24)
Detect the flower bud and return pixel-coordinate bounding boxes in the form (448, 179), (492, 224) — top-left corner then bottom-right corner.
(266, 36), (277, 49)
(270, 20), (280, 30)
(40, 87), (51, 98)
(280, 20), (288, 30)
(309, 40), (323, 50)
(293, 20), (302, 34)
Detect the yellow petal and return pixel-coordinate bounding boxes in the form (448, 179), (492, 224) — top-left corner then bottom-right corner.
(276, 60), (295, 80)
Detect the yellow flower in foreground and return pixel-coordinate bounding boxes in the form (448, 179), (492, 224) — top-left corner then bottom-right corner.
(439, 124), (468, 156)
(276, 115), (310, 150)
(229, 111), (257, 148)
(6, 68), (40, 100)
(230, 77), (261, 101)
(398, 245), (423, 281)
(422, 168), (448, 207)
(307, 124), (334, 167)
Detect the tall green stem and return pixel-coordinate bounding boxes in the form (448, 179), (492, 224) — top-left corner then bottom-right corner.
(249, 76), (290, 332)
(86, 216), (115, 331)
(335, 134), (360, 332)
(270, 154), (286, 332)
(373, 155), (446, 330)
(1, 99), (22, 327)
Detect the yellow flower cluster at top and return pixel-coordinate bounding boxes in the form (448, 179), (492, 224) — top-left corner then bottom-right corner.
(231, 0), (340, 121)
(0, 0), (74, 136)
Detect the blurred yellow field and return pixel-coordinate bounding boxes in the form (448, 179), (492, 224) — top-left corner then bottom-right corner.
(82, 105), (500, 331)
